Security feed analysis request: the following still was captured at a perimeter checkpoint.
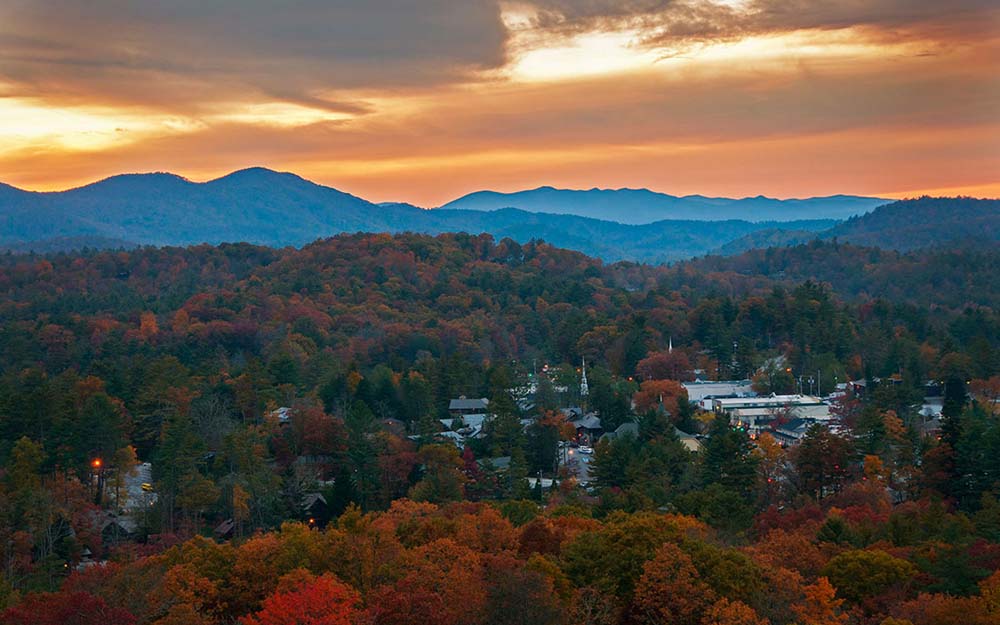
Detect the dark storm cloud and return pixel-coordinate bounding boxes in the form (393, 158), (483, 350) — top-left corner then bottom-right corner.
(0, 0), (508, 110)
(525, 0), (1000, 46)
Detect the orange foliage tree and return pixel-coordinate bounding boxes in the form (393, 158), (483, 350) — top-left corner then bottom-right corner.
(632, 379), (688, 417)
(632, 543), (715, 625)
(701, 598), (769, 625)
(241, 570), (359, 625)
(366, 538), (486, 625)
(793, 577), (848, 625)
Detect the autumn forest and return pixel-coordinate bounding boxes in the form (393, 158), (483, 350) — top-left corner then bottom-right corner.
(0, 233), (999, 625)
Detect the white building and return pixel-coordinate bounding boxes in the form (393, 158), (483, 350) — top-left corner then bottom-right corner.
(683, 379), (755, 408)
(712, 394), (830, 435)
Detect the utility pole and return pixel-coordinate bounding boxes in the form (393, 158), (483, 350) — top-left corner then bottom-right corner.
(91, 458), (104, 505)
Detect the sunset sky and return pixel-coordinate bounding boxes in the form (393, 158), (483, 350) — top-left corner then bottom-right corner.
(1, 0), (998, 206)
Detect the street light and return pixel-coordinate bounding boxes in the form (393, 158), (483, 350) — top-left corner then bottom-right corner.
(91, 458), (104, 505)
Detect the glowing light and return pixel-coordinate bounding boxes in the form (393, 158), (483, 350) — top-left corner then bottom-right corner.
(666, 29), (921, 66)
(211, 101), (354, 127)
(0, 98), (203, 153)
(508, 29), (662, 82)
(503, 7), (927, 84)
(0, 93), (354, 160)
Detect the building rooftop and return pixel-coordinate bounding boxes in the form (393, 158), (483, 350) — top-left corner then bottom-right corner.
(572, 413), (602, 430)
(713, 394), (825, 409)
(449, 397), (490, 411)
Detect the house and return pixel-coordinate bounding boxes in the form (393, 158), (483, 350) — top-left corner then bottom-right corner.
(457, 413), (488, 431)
(571, 412), (603, 443)
(674, 428), (703, 453)
(919, 398), (943, 420)
(270, 406), (292, 424)
(301, 492), (329, 526)
(102, 516), (138, 545)
(449, 397), (489, 415)
(560, 406), (585, 420)
(527, 477), (555, 489)
(600, 421), (639, 442)
(770, 418), (821, 445)
(88, 510), (139, 546)
(432, 430), (468, 448)
(214, 519), (235, 540)
(435, 412), (488, 446)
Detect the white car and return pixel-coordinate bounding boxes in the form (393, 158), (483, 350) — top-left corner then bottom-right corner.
(578, 446), (594, 454)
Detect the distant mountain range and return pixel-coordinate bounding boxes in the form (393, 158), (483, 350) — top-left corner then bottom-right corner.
(439, 186), (889, 224)
(1, 168), (995, 262)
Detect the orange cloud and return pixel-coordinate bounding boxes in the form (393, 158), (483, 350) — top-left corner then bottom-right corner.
(0, 0), (997, 205)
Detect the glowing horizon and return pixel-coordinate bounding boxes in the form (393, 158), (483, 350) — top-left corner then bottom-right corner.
(1, 1), (997, 206)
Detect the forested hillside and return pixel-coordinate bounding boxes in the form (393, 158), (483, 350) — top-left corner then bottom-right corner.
(0, 233), (998, 625)
(674, 240), (1000, 310)
(822, 196), (999, 251)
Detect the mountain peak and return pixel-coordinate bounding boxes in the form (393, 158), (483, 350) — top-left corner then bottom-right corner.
(208, 167), (309, 186)
(74, 172), (192, 193)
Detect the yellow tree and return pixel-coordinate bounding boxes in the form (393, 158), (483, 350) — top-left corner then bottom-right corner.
(793, 577), (848, 625)
(701, 598), (769, 625)
(754, 432), (786, 506)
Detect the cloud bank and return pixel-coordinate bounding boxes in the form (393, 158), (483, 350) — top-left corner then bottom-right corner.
(0, 0), (997, 204)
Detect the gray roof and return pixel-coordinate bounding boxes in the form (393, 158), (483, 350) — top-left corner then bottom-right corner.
(479, 456), (512, 470)
(601, 420), (639, 442)
(778, 417), (815, 433)
(89, 510), (138, 535)
(572, 413), (602, 430)
(449, 397), (489, 411)
(301, 493), (327, 511)
(615, 422), (639, 436)
(458, 413), (488, 430)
